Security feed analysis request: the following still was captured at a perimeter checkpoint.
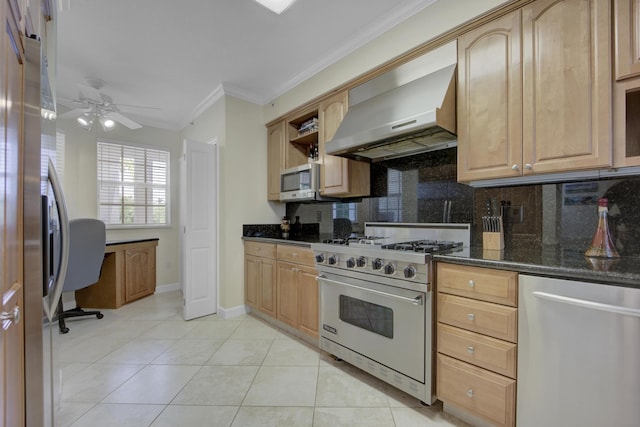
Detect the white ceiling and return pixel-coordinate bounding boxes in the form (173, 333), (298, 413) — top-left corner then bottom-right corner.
(55, 0), (439, 130)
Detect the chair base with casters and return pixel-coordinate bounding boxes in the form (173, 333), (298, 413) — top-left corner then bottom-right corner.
(57, 298), (104, 334)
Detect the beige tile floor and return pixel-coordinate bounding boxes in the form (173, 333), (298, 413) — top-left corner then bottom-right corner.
(56, 291), (470, 427)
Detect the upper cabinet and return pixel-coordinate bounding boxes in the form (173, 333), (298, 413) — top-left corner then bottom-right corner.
(318, 91), (370, 197)
(267, 121), (286, 201)
(614, 0), (640, 80)
(613, 0), (640, 166)
(266, 90), (370, 200)
(457, 11), (523, 182)
(458, 0), (612, 182)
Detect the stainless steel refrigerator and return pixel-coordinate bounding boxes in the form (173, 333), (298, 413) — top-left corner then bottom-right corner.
(24, 34), (70, 427)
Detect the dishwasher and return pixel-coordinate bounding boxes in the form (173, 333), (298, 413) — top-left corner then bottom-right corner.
(518, 274), (640, 427)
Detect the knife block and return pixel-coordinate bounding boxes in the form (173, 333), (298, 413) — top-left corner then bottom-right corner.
(482, 217), (504, 251)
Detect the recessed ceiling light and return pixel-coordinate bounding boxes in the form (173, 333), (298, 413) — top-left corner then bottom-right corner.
(254, 0), (296, 14)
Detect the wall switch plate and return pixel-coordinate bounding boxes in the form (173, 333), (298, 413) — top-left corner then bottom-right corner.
(316, 211), (322, 222)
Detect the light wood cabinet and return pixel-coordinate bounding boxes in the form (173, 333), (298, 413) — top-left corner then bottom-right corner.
(267, 121), (286, 201)
(614, 0), (640, 80)
(458, 0), (612, 182)
(318, 91), (370, 197)
(436, 262), (518, 427)
(75, 239), (158, 309)
(244, 241), (319, 339)
(437, 354), (516, 427)
(613, 0), (640, 166)
(244, 241), (277, 317)
(276, 245), (319, 339)
(457, 10), (523, 182)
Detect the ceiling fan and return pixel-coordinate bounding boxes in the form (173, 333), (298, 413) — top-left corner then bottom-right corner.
(58, 79), (158, 131)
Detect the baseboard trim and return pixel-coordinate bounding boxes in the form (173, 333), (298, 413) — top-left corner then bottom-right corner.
(217, 304), (249, 320)
(156, 283), (181, 293)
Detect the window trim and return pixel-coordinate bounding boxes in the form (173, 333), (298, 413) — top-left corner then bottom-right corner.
(97, 139), (171, 228)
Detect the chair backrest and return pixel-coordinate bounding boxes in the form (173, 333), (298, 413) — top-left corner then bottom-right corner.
(62, 218), (106, 292)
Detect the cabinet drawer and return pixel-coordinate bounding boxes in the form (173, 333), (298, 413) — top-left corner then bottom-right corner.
(437, 354), (515, 427)
(244, 241), (276, 259)
(437, 323), (517, 378)
(437, 263), (517, 306)
(277, 245), (315, 266)
(437, 294), (517, 343)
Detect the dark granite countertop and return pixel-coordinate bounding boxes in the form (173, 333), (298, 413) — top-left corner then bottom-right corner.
(242, 235), (640, 288)
(106, 237), (159, 246)
(435, 246), (640, 288)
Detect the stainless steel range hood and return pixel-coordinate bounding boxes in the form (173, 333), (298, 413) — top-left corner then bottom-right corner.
(326, 62), (457, 162)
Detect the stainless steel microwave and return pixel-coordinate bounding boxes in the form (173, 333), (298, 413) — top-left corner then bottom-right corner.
(280, 163), (320, 202)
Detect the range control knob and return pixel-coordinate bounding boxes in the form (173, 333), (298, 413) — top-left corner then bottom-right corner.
(384, 263), (396, 275)
(372, 258), (383, 270)
(315, 254), (325, 264)
(328, 255), (337, 265)
(404, 265), (417, 279)
(357, 256), (367, 267)
(346, 257), (356, 268)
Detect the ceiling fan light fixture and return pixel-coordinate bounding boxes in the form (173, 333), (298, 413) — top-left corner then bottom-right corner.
(100, 117), (116, 131)
(76, 114), (94, 128)
(254, 0), (296, 14)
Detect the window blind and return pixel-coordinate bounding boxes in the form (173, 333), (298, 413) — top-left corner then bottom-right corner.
(97, 141), (170, 226)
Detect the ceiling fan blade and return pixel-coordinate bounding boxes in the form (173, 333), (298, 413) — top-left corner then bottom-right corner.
(109, 112), (142, 129)
(77, 82), (103, 101)
(58, 97), (88, 108)
(58, 108), (91, 119)
(115, 103), (161, 111)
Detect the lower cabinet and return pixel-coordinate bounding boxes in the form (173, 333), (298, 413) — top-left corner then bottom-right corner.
(244, 241), (277, 317)
(244, 240), (319, 340)
(436, 262), (518, 427)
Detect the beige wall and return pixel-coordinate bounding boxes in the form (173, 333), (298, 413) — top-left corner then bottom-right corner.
(263, 0), (511, 122)
(58, 119), (182, 288)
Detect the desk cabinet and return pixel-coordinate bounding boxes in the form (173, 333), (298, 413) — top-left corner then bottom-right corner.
(75, 239), (158, 309)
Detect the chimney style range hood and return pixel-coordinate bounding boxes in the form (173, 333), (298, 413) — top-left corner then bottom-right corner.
(326, 42), (457, 162)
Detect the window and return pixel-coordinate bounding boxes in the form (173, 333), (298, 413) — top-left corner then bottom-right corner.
(377, 169), (403, 221)
(333, 202), (357, 222)
(97, 140), (170, 226)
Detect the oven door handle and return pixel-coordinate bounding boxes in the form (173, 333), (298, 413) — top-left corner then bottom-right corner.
(318, 274), (424, 306)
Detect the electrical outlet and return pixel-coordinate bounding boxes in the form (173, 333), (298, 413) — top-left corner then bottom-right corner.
(505, 206), (524, 223)
(316, 211), (322, 222)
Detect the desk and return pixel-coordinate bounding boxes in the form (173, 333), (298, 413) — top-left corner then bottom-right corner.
(75, 238), (159, 309)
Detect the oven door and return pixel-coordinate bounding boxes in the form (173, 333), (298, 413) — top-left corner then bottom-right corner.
(318, 271), (427, 383)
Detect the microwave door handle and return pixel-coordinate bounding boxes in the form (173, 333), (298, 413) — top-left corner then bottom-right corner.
(318, 275), (424, 306)
(45, 159), (70, 320)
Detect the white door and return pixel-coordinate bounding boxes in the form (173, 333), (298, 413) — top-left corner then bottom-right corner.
(181, 139), (218, 320)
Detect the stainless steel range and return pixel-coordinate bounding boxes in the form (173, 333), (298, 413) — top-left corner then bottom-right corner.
(312, 222), (470, 404)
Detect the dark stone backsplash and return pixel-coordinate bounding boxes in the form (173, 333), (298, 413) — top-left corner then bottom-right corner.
(282, 148), (640, 257)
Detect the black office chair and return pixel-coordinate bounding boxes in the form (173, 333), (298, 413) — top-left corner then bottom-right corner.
(57, 218), (106, 334)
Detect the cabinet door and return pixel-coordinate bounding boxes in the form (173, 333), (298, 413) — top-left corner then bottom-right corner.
(522, 0), (612, 174)
(124, 247), (156, 302)
(318, 92), (370, 197)
(297, 265), (319, 338)
(319, 91), (350, 195)
(259, 257), (277, 317)
(277, 261), (298, 327)
(267, 121), (286, 201)
(244, 255), (260, 308)
(614, 0), (640, 80)
(457, 11), (523, 181)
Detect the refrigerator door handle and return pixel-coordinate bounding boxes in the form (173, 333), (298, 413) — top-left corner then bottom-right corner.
(533, 291), (640, 317)
(45, 159), (70, 320)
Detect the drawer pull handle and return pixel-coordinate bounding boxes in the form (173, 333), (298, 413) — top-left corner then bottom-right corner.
(467, 346), (474, 354)
(467, 389), (473, 398)
(467, 313), (475, 321)
(468, 280), (475, 288)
